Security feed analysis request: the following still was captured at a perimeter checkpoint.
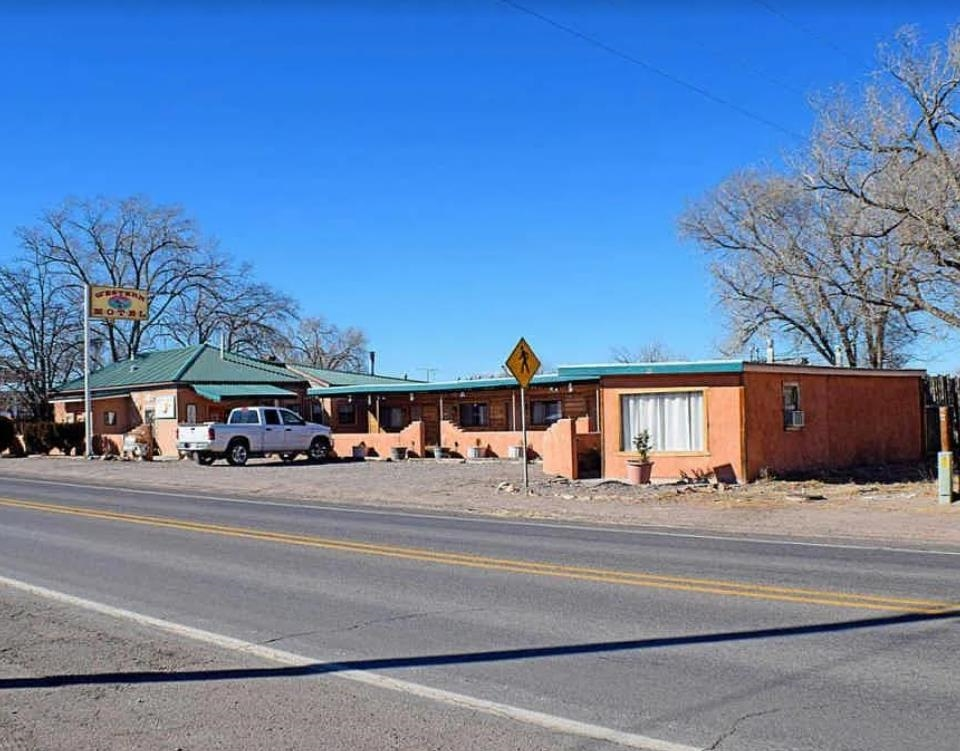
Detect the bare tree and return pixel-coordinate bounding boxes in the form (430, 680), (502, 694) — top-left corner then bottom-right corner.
(279, 317), (369, 371)
(611, 340), (681, 363)
(19, 196), (215, 361)
(804, 25), (960, 329)
(0, 248), (82, 418)
(680, 171), (918, 367)
(4, 195), (371, 423)
(166, 259), (298, 359)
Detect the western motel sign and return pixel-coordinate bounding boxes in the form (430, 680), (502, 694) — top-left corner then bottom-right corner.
(88, 286), (150, 321)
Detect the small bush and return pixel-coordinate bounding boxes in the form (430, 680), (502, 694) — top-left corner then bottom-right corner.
(21, 422), (57, 455)
(0, 416), (16, 454)
(54, 423), (86, 455)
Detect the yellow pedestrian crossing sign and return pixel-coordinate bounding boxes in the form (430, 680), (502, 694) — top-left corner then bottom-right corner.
(506, 337), (541, 389)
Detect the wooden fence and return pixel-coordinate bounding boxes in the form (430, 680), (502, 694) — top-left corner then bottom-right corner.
(923, 376), (960, 455)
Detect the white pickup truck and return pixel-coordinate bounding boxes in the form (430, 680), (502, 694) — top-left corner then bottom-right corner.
(176, 406), (333, 466)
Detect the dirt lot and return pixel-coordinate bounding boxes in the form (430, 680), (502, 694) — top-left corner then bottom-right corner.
(2, 455), (959, 547)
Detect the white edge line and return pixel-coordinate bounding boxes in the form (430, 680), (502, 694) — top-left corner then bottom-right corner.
(5, 474), (959, 557)
(0, 574), (698, 751)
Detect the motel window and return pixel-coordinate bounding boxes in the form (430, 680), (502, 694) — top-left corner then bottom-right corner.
(337, 402), (356, 426)
(782, 383), (804, 430)
(620, 391), (705, 452)
(382, 406), (405, 430)
(459, 403), (489, 428)
(104, 410), (117, 427)
(531, 400), (562, 426)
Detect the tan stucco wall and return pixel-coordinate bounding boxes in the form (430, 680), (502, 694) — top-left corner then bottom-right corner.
(600, 373), (747, 483)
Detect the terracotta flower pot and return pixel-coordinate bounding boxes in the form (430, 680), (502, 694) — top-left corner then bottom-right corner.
(626, 460), (653, 485)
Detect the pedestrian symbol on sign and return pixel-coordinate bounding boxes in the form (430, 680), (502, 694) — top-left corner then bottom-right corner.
(505, 337), (541, 389)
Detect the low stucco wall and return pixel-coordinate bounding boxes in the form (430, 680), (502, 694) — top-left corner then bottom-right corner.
(440, 421), (544, 459)
(332, 421), (427, 458)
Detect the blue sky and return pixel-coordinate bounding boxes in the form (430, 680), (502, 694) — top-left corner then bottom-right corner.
(2, 1), (959, 379)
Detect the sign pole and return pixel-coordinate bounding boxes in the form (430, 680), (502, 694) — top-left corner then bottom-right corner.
(520, 386), (528, 493)
(504, 337), (541, 496)
(83, 283), (93, 459)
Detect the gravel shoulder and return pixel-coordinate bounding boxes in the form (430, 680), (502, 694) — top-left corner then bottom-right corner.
(2, 454), (958, 548)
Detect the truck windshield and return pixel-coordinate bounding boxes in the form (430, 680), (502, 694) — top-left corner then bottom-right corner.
(229, 409), (260, 425)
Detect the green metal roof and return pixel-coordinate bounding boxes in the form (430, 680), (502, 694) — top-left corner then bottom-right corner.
(289, 364), (419, 387)
(56, 343), (302, 395)
(556, 360), (745, 377)
(308, 360), (751, 397)
(309, 372), (600, 397)
(192, 384), (299, 402)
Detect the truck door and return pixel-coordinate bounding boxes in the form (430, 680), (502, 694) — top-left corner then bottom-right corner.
(262, 408), (284, 452)
(279, 408), (308, 451)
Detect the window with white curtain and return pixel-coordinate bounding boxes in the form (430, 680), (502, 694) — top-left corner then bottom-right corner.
(620, 391), (705, 452)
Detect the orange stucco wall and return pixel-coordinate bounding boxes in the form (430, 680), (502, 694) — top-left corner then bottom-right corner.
(742, 369), (923, 479)
(600, 373), (747, 483)
(54, 385), (307, 457)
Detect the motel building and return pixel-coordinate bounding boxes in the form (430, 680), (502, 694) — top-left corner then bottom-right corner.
(312, 360), (926, 483)
(53, 348), (925, 483)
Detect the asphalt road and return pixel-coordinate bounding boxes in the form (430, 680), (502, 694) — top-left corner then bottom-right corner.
(1, 475), (958, 751)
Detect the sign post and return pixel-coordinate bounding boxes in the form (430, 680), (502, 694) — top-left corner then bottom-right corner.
(84, 285), (150, 458)
(83, 284), (92, 459)
(505, 337), (541, 493)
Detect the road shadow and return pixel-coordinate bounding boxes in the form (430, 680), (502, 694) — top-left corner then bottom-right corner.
(1, 608), (956, 690)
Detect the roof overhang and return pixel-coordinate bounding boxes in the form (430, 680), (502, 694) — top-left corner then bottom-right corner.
(192, 384), (300, 403)
(50, 392), (133, 404)
(309, 373), (600, 398)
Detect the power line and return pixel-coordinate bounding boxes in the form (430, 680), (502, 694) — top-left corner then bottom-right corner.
(497, 0), (805, 141)
(752, 0), (871, 70)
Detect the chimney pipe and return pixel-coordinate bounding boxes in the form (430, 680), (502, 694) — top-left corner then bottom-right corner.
(369, 351), (376, 376)
(765, 338), (775, 364)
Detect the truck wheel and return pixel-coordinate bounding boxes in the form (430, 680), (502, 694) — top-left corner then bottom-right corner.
(226, 440), (249, 467)
(307, 436), (330, 463)
(193, 452), (215, 466)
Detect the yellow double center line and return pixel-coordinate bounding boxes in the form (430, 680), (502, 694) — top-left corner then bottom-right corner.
(1, 497), (955, 614)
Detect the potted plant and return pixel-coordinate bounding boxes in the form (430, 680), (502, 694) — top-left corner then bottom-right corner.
(626, 429), (654, 484)
(467, 438), (485, 459)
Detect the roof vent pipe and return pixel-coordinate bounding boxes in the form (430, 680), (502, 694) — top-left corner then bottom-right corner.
(765, 338), (775, 364)
(369, 351), (376, 376)
(220, 333), (225, 360)
(834, 344), (845, 367)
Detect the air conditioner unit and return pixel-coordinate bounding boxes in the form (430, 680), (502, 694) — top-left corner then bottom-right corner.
(787, 410), (805, 428)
